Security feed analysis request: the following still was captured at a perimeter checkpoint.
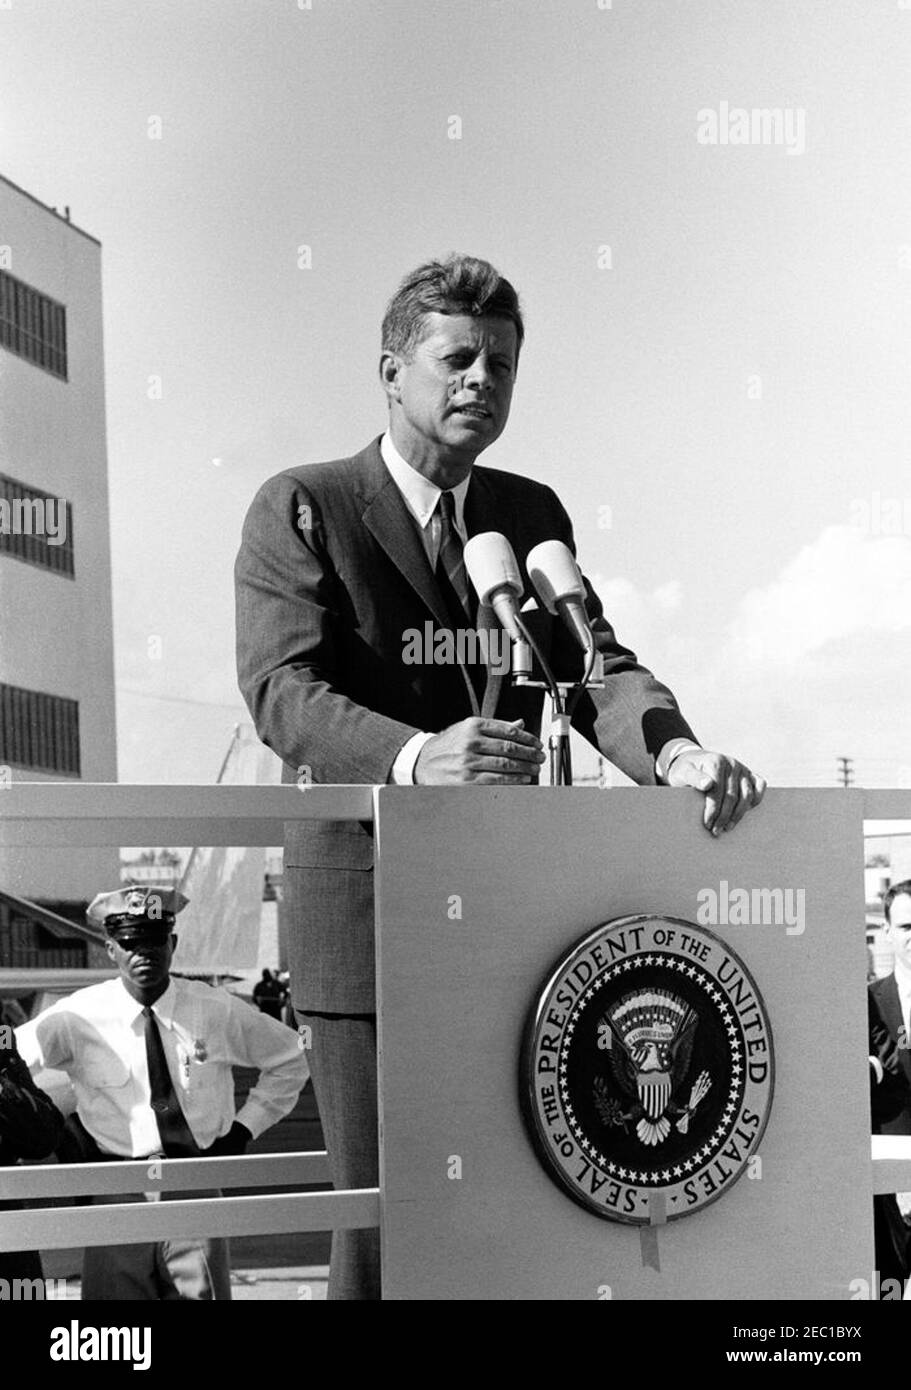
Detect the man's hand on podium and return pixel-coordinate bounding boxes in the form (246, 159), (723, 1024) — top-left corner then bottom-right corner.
(665, 749), (766, 836)
(414, 717), (546, 785)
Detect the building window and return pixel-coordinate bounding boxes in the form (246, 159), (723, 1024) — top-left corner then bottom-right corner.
(0, 902), (89, 970)
(0, 682), (80, 776)
(0, 472), (74, 577)
(0, 269), (67, 380)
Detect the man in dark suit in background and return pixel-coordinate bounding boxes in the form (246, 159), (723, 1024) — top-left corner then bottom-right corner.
(235, 254), (766, 1299)
(0, 1028), (64, 1289)
(869, 880), (911, 1294)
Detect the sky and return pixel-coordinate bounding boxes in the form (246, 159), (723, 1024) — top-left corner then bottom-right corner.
(2, 0), (910, 789)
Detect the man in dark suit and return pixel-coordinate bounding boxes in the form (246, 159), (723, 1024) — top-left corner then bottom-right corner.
(235, 254), (766, 1299)
(869, 880), (911, 1294)
(0, 1028), (64, 1288)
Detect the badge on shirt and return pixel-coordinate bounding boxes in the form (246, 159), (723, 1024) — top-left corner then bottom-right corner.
(176, 1035), (208, 1081)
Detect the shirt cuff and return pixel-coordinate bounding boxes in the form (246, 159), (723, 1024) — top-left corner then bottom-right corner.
(390, 732), (434, 785)
(235, 1101), (270, 1142)
(656, 738), (703, 784)
(870, 1056), (884, 1085)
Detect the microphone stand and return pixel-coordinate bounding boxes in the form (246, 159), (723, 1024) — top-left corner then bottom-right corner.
(511, 628), (603, 786)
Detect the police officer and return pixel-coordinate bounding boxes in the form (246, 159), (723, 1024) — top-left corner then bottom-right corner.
(17, 885), (308, 1300)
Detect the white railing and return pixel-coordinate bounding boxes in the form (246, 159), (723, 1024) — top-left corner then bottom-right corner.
(0, 783), (377, 1251)
(2, 783), (911, 1256)
(0, 783), (374, 848)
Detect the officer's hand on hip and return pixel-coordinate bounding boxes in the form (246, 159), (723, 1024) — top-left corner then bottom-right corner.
(209, 1121), (251, 1156)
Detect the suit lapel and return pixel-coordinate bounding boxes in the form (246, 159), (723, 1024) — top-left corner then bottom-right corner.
(470, 467), (542, 717)
(465, 467), (524, 717)
(477, 601), (507, 718)
(464, 469), (511, 717)
(464, 465), (513, 550)
(360, 439), (493, 713)
(359, 444), (526, 716)
(880, 975), (911, 1083)
(360, 441), (457, 636)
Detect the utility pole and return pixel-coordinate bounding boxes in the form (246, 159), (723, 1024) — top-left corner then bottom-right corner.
(836, 755), (854, 788)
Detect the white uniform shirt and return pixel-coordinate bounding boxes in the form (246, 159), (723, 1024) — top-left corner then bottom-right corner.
(16, 977), (308, 1159)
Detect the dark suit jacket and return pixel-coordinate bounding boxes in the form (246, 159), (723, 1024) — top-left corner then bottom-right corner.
(0, 1043), (64, 1285)
(868, 976), (911, 1289)
(235, 437), (696, 1011)
(869, 976), (911, 1134)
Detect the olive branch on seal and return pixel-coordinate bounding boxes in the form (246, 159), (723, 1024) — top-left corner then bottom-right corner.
(593, 1075), (629, 1132)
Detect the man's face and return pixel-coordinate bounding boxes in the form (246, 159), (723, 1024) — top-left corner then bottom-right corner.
(384, 313), (518, 467)
(106, 931), (176, 996)
(887, 896), (911, 971)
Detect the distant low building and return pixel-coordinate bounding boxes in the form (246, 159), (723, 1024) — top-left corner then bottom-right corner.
(120, 849), (184, 886)
(866, 834), (911, 909)
(864, 834), (911, 979)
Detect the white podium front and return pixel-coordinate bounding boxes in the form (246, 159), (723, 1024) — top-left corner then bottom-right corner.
(373, 787), (871, 1300)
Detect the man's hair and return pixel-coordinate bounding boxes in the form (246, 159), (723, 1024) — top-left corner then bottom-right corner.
(884, 880), (911, 922)
(381, 254), (524, 359)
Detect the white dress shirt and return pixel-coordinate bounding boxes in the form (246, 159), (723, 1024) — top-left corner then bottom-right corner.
(895, 960), (911, 1044)
(382, 432), (470, 784)
(380, 431), (700, 786)
(17, 977), (308, 1159)
(380, 431), (470, 564)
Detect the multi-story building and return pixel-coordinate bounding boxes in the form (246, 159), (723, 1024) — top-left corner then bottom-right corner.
(0, 172), (117, 969)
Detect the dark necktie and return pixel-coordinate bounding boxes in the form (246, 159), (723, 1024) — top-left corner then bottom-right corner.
(436, 490), (474, 625)
(434, 490), (486, 707)
(143, 1006), (198, 1157)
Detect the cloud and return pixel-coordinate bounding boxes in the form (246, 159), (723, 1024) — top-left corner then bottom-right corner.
(581, 529), (911, 788)
(690, 526), (911, 787)
(725, 526), (911, 668)
(588, 572), (683, 638)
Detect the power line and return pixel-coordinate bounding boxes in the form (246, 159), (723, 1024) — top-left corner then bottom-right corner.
(116, 686), (246, 711)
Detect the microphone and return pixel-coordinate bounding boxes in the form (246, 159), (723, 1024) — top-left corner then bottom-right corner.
(526, 540), (595, 654)
(463, 532), (532, 678)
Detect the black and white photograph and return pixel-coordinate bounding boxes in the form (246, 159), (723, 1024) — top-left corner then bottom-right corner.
(1, 0), (910, 1351)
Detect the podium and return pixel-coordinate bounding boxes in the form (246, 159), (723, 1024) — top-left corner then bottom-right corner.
(0, 781), (898, 1299)
(373, 786), (872, 1300)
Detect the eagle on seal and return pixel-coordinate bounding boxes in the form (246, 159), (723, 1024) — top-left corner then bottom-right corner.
(595, 988), (712, 1146)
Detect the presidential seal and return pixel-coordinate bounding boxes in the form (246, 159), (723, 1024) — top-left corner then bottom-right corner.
(521, 915), (774, 1224)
